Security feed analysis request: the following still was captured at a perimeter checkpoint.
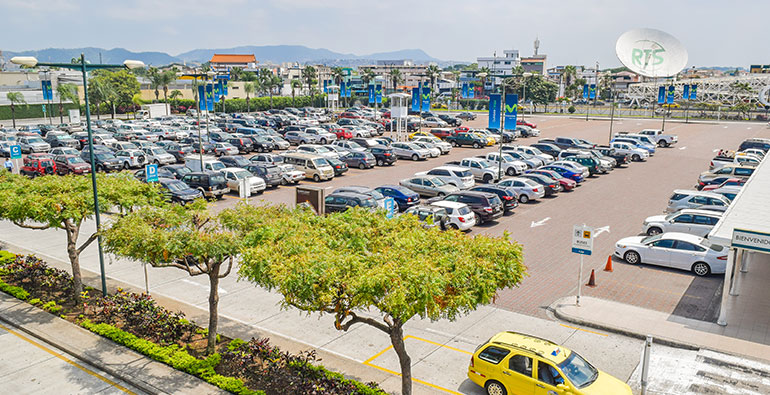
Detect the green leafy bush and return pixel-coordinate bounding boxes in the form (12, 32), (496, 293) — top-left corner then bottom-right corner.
(0, 279), (30, 300)
(42, 300), (62, 314)
(0, 251), (15, 266)
(568, 105), (576, 113)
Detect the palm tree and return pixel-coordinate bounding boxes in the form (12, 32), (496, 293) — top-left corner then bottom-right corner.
(301, 65), (317, 96)
(290, 79), (302, 107)
(148, 67), (163, 102)
(242, 71), (257, 82)
(389, 69), (403, 91)
(6, 92), (27, 128)
(244, 82), (255, 113)
(88, 77), (115, 120)
(169, 90), (182, 112)
(361, 68), (375, 86)
(426, 64), (441, 98)
(161, 69), (177, 104)
(56, 83), (80, 124)
(478, 66), (491, 94)
(260, 71), (282, 109)
(331, 67), (344, 86)
(229, 67), (243, 81)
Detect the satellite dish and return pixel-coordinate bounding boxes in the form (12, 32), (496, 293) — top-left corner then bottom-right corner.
(616, 28), (688, 78)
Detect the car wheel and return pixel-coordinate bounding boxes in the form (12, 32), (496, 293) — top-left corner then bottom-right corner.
(153, 160), (159, 165)
(646, 227), (663, 236)
(281, 178), (288, 186)
(313, 174), (321, 182)
(320, 138), (327, 144)
(692, 262), (711, 277)
(358, 163), (366, 170)
(485, 380), (507, 395)
(473, 142), (481, 149)
(451, 141), (458, 147)
(519, 194), (529, 203)
(483, 174), (493, 183)
(474, 213), (482, 225)
(411, 154), (419, 161)
(660, 141), (669, 148)
(506, 168), (516, 176)
(624, 251), (641, 265)
(377, 159), (384, 166)
(437, 192), (445, 197)
(123, 162), (129, 170)
(632, 154), (641, 161)
(300, 140), (307, 144)
(449, 223), (459, 230)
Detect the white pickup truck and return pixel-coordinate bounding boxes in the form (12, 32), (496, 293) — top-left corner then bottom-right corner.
(478, 152), (528, 176)
(445, 158), (502, 183)
(637, 129), (678, 147)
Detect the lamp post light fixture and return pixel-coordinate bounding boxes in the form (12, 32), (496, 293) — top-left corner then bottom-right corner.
(11, 54), (145, 297)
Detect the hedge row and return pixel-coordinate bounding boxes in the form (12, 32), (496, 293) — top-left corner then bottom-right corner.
(148, 95), (326, 113)
(0, 103), (80, 122)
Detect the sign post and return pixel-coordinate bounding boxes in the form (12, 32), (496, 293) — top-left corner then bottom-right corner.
(145, 163), (159, 182)
(239, 177), (251, 202)
(572, 224), (594, 306)
(9, 144), (22, 175)
(383, 197), (396, 219)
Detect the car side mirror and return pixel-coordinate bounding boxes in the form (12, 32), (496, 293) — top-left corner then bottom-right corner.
(556, 383), (570, 392)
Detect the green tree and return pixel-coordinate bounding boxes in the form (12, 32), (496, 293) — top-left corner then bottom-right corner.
(160, 68), (177, 104)
(233, 206), (526, 395)
(599, 72), (613, 100)
(478, 66), (491, 94)
(56, 83), (80, 124)
(103, 201), (242, 355)
(93, 69), (141, 109)
(426, 64), (441, 98)
(331, 67), (344, 86)
(241, 71), (257, 82)
(148, 67), (163, 102)
(229, 67), (243, 81)
(290, 79), (302, 107)
(301, 65), (317, 96)
(88, 77), (115, 120)
(169, 89), (183, 111)
(360, 68), (375, 86)
(389, 68), (403, 91)
(259, 69), (282, 109)
(6, 92), (27, 128)
(0, 172), (163, 298)
(243, 82), (255, 113)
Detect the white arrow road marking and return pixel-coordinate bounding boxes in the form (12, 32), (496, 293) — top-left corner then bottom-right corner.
(530, 217), (551, 228)
(593, 226), (611, 238)
(724, 126), (729, 129)
(679, 146), (687, 150)
(747, 127), (752, 130)
(181, 279), (228, 294)
(636, 123), (642, 126)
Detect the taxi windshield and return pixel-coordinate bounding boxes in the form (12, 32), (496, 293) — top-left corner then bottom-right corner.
(557, 350), (598, 388)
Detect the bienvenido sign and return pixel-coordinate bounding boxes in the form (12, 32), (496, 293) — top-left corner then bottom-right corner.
(732, 228), (770, 253)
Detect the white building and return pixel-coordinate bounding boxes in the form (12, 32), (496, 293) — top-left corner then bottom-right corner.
(477, 49), (521, 87)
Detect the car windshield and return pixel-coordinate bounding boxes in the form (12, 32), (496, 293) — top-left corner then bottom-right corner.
(369, 190), (385, 200)
(165, 181), (188, 192)
(315, 146), (331, 153)
(210, 174), (226, 184)
(348, 142), (363, 149)
(360, 197), (377, 207)
(478, 160), (494, 168)
(57, 135), (74, 140)
(67, 157), (85, 164)
(558, 350), (599, 388)
(233, 170), (251, 179)
(312, 158), (328, 167)
(28, 137), (44, 143)
(95, 153), (115, 160)
(457, 170), (472, 178)
(151, 148), (165, 154)
(530, 147), (544, 155)
(210, 162), (226, 171)
(230, 157), (250, 166)
(430, 177), (447, 186)
(641, 234), (663, 244)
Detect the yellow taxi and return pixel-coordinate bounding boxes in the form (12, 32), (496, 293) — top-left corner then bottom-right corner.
(468, 332), (631, 395)
(472, 132), (496, 146)
(409, 131), (433, 140)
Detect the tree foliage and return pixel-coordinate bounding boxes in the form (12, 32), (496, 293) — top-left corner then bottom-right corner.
(91, 69), (141, 108)
(233, 206), (526, 395)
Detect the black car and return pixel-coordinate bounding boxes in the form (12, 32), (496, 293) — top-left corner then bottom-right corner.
(324, 192), (378, 213)
(470, 185), (518, 213)
(324, 157), (348, 176)
(595, 146), (630, 167)
(369, 145), (397, 166)
(244, 163), (283, 188)
(182, 138), (215, 154)
(350, 138), (381, 150)
(219, 155), (251, 168)
(160, 164), (192, 180)
(158, 178), (202, 204)
(340, 151), (376, 169)
(227, 138), (253, 154)
(520, 173), (560, 196)
(82, 150), (123, 172)
(180, 171), (229, 200)
(438, 114), (462, 127)
(530, 142), (562, 158)
(157, 142), (192, 163)
(439, 191), (504, 224)
(250, 136), (275, 153)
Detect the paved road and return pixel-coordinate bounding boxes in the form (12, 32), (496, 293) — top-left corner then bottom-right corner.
(0, 321), (145, 395)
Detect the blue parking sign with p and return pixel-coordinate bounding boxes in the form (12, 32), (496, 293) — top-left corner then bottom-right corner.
(146, 164), (159, 182)
(10, 145), (22, 159)
(384, 197), (396, 219)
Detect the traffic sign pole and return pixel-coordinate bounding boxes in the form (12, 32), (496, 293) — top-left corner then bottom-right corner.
(572, 224), (594, 307)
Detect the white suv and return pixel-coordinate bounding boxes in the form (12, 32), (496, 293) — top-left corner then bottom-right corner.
(430, 201), (476, 231)
(416, 166), (475, 189)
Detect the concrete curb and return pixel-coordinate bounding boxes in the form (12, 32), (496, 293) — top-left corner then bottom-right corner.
(0, 293), (225, 395)
(549, 297), (699, 351)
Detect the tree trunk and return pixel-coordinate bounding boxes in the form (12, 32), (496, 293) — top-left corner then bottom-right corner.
(389, 321), (412, 395)
(206, 262), (221, 355)
(10, 104), (16, 128)
(269, 92), (273, 109)
(64, 223), (84, 299)
(246, 97), (250, 113)
(59, 97), (64, 124)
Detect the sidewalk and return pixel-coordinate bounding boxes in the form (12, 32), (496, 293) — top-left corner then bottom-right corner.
(552, 296), (770, 364)
(0, 292), (225, 395)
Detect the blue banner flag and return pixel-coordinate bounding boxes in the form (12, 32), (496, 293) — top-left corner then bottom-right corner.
(206, 84), (214, 112)
(375, 84), (382, 104)
(421, 87), (431, 112)
(42, 81), (53, 101)
(461, 83), (468, 99)
(339, 81), (346, 97)
(213, 82), (221, 103)
(667, 85), (675, 104)
(657, 86), (666, 104)
(198, 85), (206, 110)
(690, 84), (697, 100)
(683, 84), (690, 100)
(323, 80), (328, 93)
(589, 84), (596, 100)
(411, 87), (419, 112)
(503, 94), (519, 130)
(488, 94), (502, 130)
(582, 84), (589, 99)
(223, 80), (228, 96)
(368, 85), (375, 104)
(468, 86), (474, 99)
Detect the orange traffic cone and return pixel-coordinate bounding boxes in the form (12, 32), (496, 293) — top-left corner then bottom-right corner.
(604, 255), (613, 272)
(586, 269), (597, 287)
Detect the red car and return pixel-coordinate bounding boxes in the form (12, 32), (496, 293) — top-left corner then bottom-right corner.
(54, 154), (92, 175)
(20, 156), (57, 178)
(528, 169), (577, 191)
(429, 128), (456, 139)
(339, 112), (362, 119)
(517, 119), (537, 128)
(454, 126), (471, 134)
(702, 178), (745, 191)
(333, 128), (352, 140)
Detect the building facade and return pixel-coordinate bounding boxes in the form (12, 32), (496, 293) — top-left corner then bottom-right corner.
(209, 54), (257, 73)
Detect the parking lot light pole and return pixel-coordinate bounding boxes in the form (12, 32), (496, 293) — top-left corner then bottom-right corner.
(180, 72), (208, 165)
(11, 54), (146, 297)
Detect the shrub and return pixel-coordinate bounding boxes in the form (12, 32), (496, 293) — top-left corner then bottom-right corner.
(0, 251), (15, 266)
(568, 105), (576, 113)
(42, 300), (63, 314)
(0, 279), (30, 300)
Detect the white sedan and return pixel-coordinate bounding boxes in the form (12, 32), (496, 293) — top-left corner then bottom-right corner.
(614, 232), (728, 276)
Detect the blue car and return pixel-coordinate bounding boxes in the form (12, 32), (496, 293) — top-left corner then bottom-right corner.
(374, 185), (421, 211)
(611, 138), (655, 155)
(540, 165), (584, 183)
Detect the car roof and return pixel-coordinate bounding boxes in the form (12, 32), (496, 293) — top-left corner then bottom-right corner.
(432, 165), (468, 172)
(676, 209), (723, 217)
(334, 186), (374, 194)
(430, 200), (467, 209)
(658, 232), (706, 243)
(329, 191), (370, 199)
(487, 332), (570, 364)
(672, 189), (725, 198)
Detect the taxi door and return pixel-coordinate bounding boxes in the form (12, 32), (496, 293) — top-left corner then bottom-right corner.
(533, 359), (571, 395)
(500, 353), (536, 394)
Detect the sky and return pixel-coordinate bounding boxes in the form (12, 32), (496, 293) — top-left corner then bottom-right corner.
(1, 0), (768, 68)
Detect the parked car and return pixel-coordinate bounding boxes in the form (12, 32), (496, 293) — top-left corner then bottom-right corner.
(20, 155), (57, 177)
(709, 153), (760, 170)
(456, 112), (476, 121)
(738, 138), (770, 153)
(446, 132), (487, 148)
(468, 331), (632, 395)
(637, 129), (678, 147)
(284, 131), (318, 145)
(412, 136), (452, 154)
(50, 147), (80, 157)
(528, 169), (578, 191)
(221, 167), (267, 195)
(159, 164), (192, 180)
(399, 176), (460, 197)
(404, 205), (449, 230)
(595, 146), (631, 166)
(390, 142), (430, 161)
(429, 201), (475, 231)
(18, 136), (51, 153)
(53, 154), (91, 175)
(296, 144), (340, 159)
(416, 166), (475, 189)
(45, 132), (80, 149)
(498, 177), (545, 203)
(141, 147), (176, 165)
(438, 191), (503, 224)
(411, 141), (441, 158)
(369, 145), (398, 166)
(470, 185), (518, 213)
(447, 158), (501, 183)
(249, 153), (305, 184)
(324, 192), (378, 213)
(697, 165), (755, 188)
(615, 232), (727, 276)
(180, 171), (230, 200)
(303, 127), (337, 144)
(666, 190), (731, 213)
(83, 150), (123, 172)
(481, 152), (527, 176)
(500, 148), (544, 168)
(157, 178), (202, 204)
(642, 209), (722, 237)
(520, 173), (561, 196)
(332, 140), (367, 153)
(244, 163), (283, 188)
(530, 142), (562, 158)
(374, 185), (420, 211)
(133, 166), (177, 182)
(701, 178), (746, 191)
(341, 151), (376, 169)
(113, 149), (147, 169)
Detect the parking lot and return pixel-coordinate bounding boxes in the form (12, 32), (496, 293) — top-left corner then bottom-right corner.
(206, 114), (766, 321)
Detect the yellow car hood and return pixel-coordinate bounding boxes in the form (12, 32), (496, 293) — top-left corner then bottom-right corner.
(579, 371), (631, 395)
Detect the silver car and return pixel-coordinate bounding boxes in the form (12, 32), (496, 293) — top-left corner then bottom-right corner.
(642, 209), (722, 237)
(615, 232), (727, 276)
(399, 176), (460, 197)
(666, 190), (730, 213)
(412, 141), (441, 158)
(391, 142), (430, 161)
(412, 136), (451, 154)
(498, 177), (545, 203)
(18, 136), (51, 153)
(141, 147), (176, 165)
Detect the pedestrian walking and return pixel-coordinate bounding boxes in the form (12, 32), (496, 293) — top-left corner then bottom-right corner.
(4, 158), (13, 172)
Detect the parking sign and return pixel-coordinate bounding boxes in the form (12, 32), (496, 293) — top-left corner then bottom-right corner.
(145, 164), (159, 182)
(571, 224), (593, 255)
(383, 197), (396, 219)
(10, 145), (22, 159)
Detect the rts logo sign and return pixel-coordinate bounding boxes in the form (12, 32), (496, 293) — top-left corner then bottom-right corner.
(631, 40), (666, 71)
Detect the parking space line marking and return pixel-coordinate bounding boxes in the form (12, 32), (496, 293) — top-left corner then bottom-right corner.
(560, 323), (609, 337)
(362, 335), (466, 394)
(0, 322), (136, 394)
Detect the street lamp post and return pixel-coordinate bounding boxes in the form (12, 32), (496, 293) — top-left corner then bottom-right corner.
(521, 72), (532, 115)
(11, 54), (145, 297)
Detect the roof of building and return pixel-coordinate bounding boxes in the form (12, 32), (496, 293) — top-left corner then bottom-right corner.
(210, 54), (256, 64)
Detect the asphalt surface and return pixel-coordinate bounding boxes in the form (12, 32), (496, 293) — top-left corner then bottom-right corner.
(209, 115), (767, 321)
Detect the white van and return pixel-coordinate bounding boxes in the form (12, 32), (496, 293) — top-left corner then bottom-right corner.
(185, 155), (226, 173)
(282, 152), (335, 182)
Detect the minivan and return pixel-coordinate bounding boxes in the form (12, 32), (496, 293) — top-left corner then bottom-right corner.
(282, 152), (335, 182)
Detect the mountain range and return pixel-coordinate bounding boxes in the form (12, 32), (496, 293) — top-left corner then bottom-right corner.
(2, 45), (443, 67)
